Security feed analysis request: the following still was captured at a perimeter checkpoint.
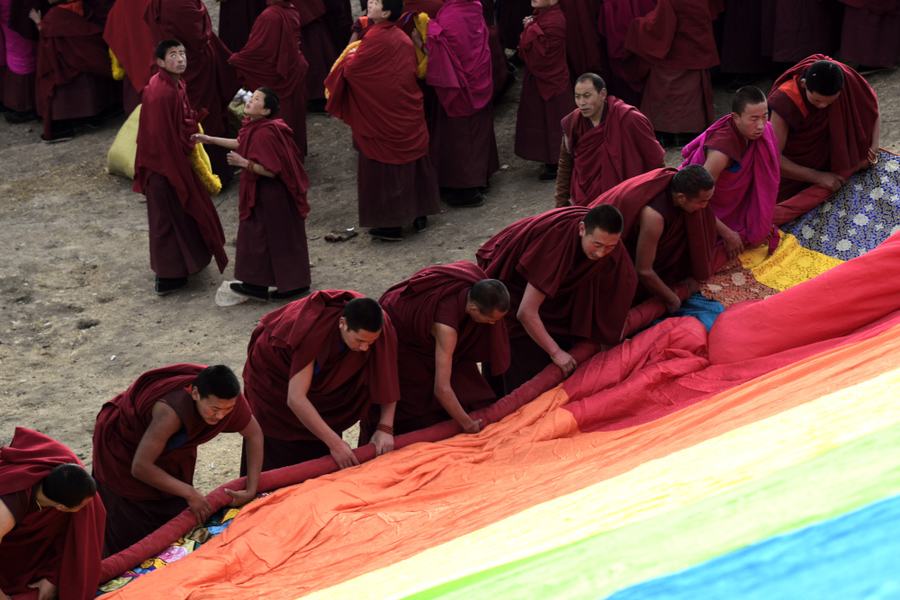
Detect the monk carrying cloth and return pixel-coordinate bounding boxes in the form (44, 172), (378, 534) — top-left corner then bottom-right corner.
(195, 87), (312, 302)
(1, 428), (105, 600)
(768, 55), (880, 225)
(555, 72), (665, 208)
(92, 364), (264, 556)
(241, 291), (401, 470)
(359, 262), (511, 441)
(477, 205), (637, 394)
(681, 85), (781, 260)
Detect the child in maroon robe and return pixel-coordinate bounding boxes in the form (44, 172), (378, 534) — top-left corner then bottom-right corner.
(768, 56), (881, 225)
(589, 166), (718, 312)
(0, 428), (105, 600)
(145, 0), (240, 185)
(476, 205), (637, 394)
(359, 262), (510, 441)
(555, 73), (665, 208)
(325, 0), (441, 242)
(228, 0), (309, 157)
(195, 88), (312, 302)
(92, 364), (263, 556)
(241, 292), (401, 471)
(133, 39), (228, 296)
(514, 0), (571, 181)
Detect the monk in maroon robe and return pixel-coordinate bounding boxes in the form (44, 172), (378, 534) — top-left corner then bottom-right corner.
(359, 263), (510, 441)
(0, 428), (105, 600)
(559, 0), (607, 81)
(1, 0), (43, 123)
(476, 205), (637, 394)
(413, 0), (498, 207)
(624, 0), (721, 138)
(217, 0), (266, 52)
(760, 0), (841, 64)
(514, 0), (571, 179)
(93, 364), (263, 557)
(497, 0), (531, 50)
(589, 166), (718, 312)
(34, 0), (120, 141)
(294, 0), (338, 108)
(768, 56), (881, 225)
(839, 1), (900, 69)
(681, 86), (781, 258)
(196, 88), (311, 301)
(228, 0), (309, 157)
(145, 0), (240, 185)
(133, 40), (228, 296)
(102, 0), (154, 116)
(555, 73), (665, 208)
(597, 0), (657, 108)
(242, 291), (401, 470)
(325, 0), (440, 241)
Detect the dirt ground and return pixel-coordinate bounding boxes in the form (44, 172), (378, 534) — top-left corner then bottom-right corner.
(1, 9), (899, 495)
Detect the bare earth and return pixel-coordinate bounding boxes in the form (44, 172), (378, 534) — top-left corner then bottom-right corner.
(1, 8), (899, 495)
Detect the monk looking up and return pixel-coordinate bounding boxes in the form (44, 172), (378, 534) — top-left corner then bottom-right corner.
(325, 0), (441, 242)
(241, 292), (401, 470)
(133, 39), (228, 296)
(194, 88), (312, 302)
(768, 56), (880, 225)
(682, 86), (781, 259)
(554, 73), (665, 208)
(477, 205), (637, 393)
(359, 263), (510, 441)
(1, 428), (105, 600)
(93, 364), (263, 556)
(591, 166), (717, 313)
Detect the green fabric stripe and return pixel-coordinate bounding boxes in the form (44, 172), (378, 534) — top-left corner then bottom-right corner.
(404, 421), (900, 600)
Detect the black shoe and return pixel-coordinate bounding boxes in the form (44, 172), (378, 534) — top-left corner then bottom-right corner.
(230, 282), (269, 300)
(81, 104), (124, 129)
(539, 164), (558, 182)
(307, 98), (328, 113)
(445, 188), (485, 207)
(368, 227), (404, 241)
(413, 216), (428, 232)
(271, 286), (310, 300)
(41, 123), (75, 144)
(5, 110), (39, 124)
(655, 131), (676, 148)
(156, 277), (188, 296)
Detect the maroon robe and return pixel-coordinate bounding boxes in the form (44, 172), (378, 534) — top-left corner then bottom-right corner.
(0, 0), (42, 113)
(515, 4), (571, 164)
(561, 95), (665, 206)
(624, 0), (721, 133)
(218, 0), (267, 52)
(597, 0), (657, 107)
(768, 55), (880, 204)
(92, 364), (252, 555)
(760, 0), (841, 63)
(102, 0), (154, 96)
(359, 262), (511, 441)
(718, 0), (773, 74)
(497, 0), (531, 50)
(234, 117), (311, 292)
(325, 20), (440, 227)
(35, 4), (119, 140)
(0, 428), (105, 600)
(589, 168), (718, 301)
(229, 2), (309, 156)
(476, 207), (637, 391)
(479, 0), (509, 101)
(133, 71), (228, 275)
(839, 1), (900, 68)
(242, 291), (400, 465)
(295, 0), (337, 101)
(145, 0), (240, 185)
(560, 0), (608, 81)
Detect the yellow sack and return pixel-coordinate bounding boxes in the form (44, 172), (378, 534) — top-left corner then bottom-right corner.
(110, 48), (125, 81)
(106, 104), (141, 179)
(325, 40), (361, 100)
(414, 12), (429, 80)
(190, 122), (222, 196)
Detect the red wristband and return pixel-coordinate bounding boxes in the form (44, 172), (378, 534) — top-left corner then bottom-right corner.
(376, 423), (394, 436)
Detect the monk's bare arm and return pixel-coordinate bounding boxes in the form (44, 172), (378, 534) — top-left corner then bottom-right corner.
(286, 363), (359, 469)
(704, 149), (744, 258)
(770, 111), (845, 192)
(517, 283), (577, 377)
(636, 207), (681, 313)
(190, 133), (238, 150)
(132, 402), (213, 524)
(225, 416), (263, 507)
(432, 323), (481, 434)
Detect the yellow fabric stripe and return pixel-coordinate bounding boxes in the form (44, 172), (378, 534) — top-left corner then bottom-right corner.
(304, 366), (900, 600)
(741, 232), (842, 291)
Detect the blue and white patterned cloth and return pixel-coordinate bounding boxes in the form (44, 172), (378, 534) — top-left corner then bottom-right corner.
(782, 150), (900, 261)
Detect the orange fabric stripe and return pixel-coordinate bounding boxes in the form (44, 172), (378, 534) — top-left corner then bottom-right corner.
(777, 76), (809, 120)
(104, 323), (900, 599)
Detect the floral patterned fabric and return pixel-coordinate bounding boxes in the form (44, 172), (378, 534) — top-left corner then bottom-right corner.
(782, 150), (900, 260)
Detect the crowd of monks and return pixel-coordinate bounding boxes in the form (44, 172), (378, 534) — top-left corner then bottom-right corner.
(0, 0), (892, 597)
